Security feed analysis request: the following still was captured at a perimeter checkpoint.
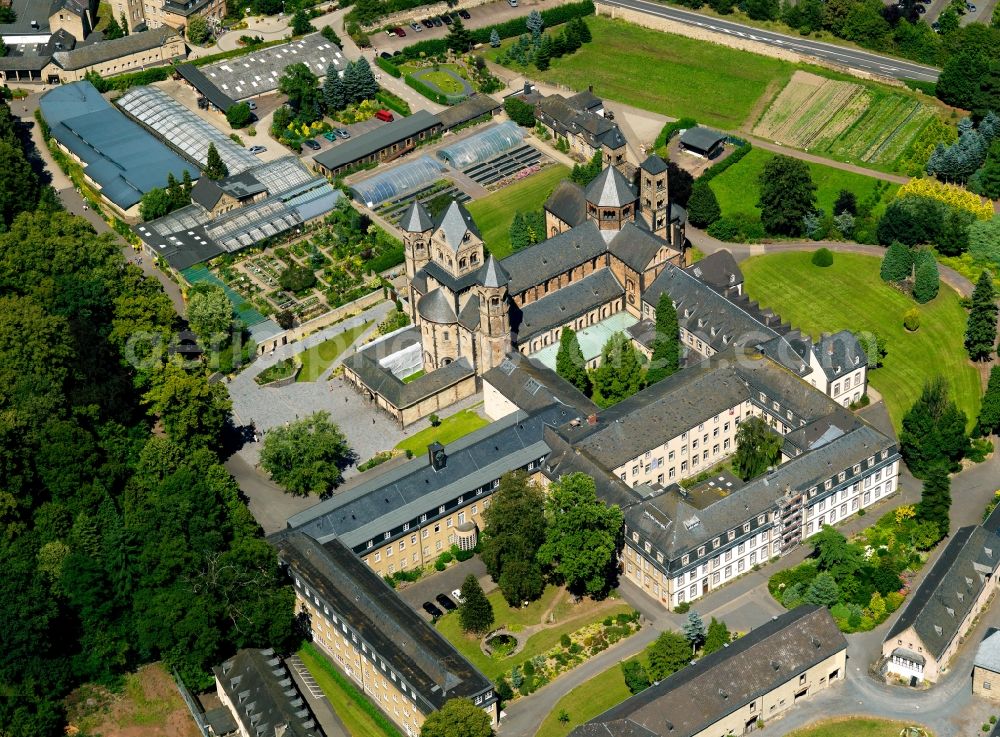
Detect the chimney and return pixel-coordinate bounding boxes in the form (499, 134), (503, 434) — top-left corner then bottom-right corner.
(587, 414), (598, 426)
(428, 441), (446, 471)
(523, 81), (531, 95)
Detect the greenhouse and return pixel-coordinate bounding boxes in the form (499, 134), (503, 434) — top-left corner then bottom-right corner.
(435, 122), (525, 169)
(350, 156), (446, 208)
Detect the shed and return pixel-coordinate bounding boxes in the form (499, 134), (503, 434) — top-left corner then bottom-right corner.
(679, 126), (726, 158)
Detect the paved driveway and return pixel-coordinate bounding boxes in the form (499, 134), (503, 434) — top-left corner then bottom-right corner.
(397, 557), (491, 614)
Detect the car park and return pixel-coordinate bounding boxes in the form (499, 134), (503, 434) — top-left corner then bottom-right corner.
(451, 588), (464, 603)
(322, 131), (337, 141)
(458, 8), (470, 18)
(436, 593), (457, 611)
(334, 128), (351, 139)
(967, 2), (977, 10)
(441, 13), (452, 23)
(375, 109), (394, 122)
(422, 18), (433, 27)
(303, 139), (321, 150)
(431, 15), (443, 26)
(422, 601), (443, 617)
(249, 145), (266, 154)
(394, 26), (406, 36)
(410, 21), (422, 31)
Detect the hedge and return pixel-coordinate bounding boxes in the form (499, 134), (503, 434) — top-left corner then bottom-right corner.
(87, 66), (171, 92)
(190, 37), (288, 66)
(375, 55), (402, 78)
(398, 0), (594, 60)
(654, 116), (697, 155)
(404, 75), (449, 105)
(376, 90), (411, 116)
(363, 244), (405, 273)
(699, 141), (753, 183)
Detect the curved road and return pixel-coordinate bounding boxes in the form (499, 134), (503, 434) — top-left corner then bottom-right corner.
(603, 0), (941, 81)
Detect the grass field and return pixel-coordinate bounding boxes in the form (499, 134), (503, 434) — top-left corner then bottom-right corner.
(708, 147), (897, 218)
(536, 661), (632, 737)
(741, 252), (980, 432)
(467, 164), (570, 258)
(489, 16), (795, 129)
(394, 408), (489, 456)
(298, 644), (402, 737)
(296, 320), (374, 381)
(435, 586), (633, 681)
(785, 718), (934, 737)
(753, 71), (941, 171)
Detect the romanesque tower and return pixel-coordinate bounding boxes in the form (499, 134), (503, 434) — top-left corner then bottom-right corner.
(476, 255), (511, 374)
(639, 154), (670, 240)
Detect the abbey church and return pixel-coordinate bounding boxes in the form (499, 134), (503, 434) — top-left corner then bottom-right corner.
(400, 153), (688, 375)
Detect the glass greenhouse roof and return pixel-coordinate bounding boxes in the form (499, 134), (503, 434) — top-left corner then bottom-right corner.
(117, 86), (260, 175)
(350, 155), (445, 207)
(435, 121), (525, 169)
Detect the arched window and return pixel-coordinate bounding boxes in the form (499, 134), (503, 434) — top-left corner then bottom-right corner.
(470, 252), (479, 264)
(490, 297), (500, 307)
(459, 258), (467, 269)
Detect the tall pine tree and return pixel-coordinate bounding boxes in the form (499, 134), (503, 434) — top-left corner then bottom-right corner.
(555, 327), (591, 395)
(979, 366), (1000, 436)
(900, 378), (970, 477)
(912, 256), (939, 304)
(204, 143), (228, 180)
(916, 465), (951, 541)
(646, 292), (680, 384)
(880, 241), (913, 283)
(965, 270), (998, 360)
(323, 63), (347, 112)
(458, 575), (494, 634)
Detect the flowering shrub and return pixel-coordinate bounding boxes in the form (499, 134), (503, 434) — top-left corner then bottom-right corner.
(897, 178), (994, 221)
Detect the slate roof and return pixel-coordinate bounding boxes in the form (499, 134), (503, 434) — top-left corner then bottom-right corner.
(313, 110), (441, 171)
(270, 532), (493, 712)
(639, 154), (668, 175)
(286, 403), (578, 548)
(399, 200), (433, 233)
(566, 89), (603, 112)
(679, 126), (727, 153)
(481, 254), (510, 288)
(501, 220), (607, 295)
(886, 525), (1000, 662)
(190, 177), (224, 210)
(340, 330), (475, 412)
(536, 94), (624, 151)
(684, 250), (742, 294)
(585, 166), (637, 208)
(482, 352), (598, 416)
(53, 26), (181, 70)
(544, 179), (588, 228)
(607, 221), (669, 272)
(175, 63), (236, 113)
(975, 629), (1000, 673)
(418, 258), (485, 295)
(417, 289), (457, 323)
(214, 649), (324, 737)
(434, 200), (480, 252)
(515, 269), (624, 342)
(815, 330), (867, 380)
(435, 93), (501, 130)
(457, 293), (480, 330)
(571, 606), (846, 737)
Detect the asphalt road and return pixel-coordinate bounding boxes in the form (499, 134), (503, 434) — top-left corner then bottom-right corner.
(602, 0), (941, 81)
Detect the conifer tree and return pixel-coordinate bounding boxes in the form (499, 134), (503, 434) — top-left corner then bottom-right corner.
(912, 256), (939, 304)
(204, 143), (228, 180)
(916, 465), (951, 541)
(900, 378), (970, 477)
(979, 366), (1000, 436)
(534, 34), (552, 71)
(592, 333), (644, 406)
(551, 30), (568, 58)
(880, 241), (913, 283)
(526, 9), (544, 36)
(965, 270), (998, 360)
(682, 610), (706, 651)
(686, 181), (721, 227)
(703, 618), (731, 654)
(508, 212), (530, 252)
(490, 28), (501, 47)
(458, 575), (494, 634)
(804, 572), (839, 608)
(574, 17), (592, 43)
(646, 292), (680, 384)
(555, 327), (591, 395)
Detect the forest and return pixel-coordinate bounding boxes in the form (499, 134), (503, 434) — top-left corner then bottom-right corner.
(0, 99), (298, 736)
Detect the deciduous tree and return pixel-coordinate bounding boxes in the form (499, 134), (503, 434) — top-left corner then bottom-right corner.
(480, 472), (546, 605)
(732, 416), (782, 480)
(186, 283), (233, 343)
(226, 102), (253, 129)
(757, 155), (817, 236)
(591, 333), (644, 407)
(646, 630), (690, 682)
(556, 327), (591, 395)
(421, 698), (493, 737)
(686, 180), (721, 227)
(259, 411), (353, 495)
(538, 472), (623, 597)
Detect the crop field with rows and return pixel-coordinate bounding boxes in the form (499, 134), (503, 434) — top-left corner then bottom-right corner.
(753, 72), (941, 171)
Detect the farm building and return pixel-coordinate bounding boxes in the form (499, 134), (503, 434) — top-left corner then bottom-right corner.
(311, 111), (443, 177)
(679, 126), (726, 158)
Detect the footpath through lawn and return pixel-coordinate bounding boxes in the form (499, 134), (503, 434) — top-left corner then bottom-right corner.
(741, 252), (980, 432)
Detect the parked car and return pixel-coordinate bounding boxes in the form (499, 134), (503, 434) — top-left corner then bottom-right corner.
(249, 145), (266, 154)
(508, 0), (518, 6)
(247, 100), (257, 110)
(431, 15), (443, 26)
(967, 2), (977, 10)
(393, 26), (406, 36)
(385, 28), (396, 36)
(458, 8), (470, 18)
(334, 128), (351, 139)
(375, 109), (394, 122)
(605, 110), (615, 120)
(931, 19), (941, 30)
(422, 17), (433, 27)
(436, 593), (457, 611)
(410, 21), (422, 31)
(323, 131), (337, 141)
(440, 12), (452, 23)
(422, 601), (443, 617)
(451, 588), (464, 603)
(915, 4), (926, 12)
(303, 139), (321, 150)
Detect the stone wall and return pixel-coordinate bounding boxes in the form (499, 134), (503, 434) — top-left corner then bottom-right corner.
(256, 290), (385, 355)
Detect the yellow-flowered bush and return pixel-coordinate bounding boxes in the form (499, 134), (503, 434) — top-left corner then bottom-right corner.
(897, 177), (994, 220)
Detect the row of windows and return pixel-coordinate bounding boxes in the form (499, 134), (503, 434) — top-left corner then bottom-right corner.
(832, 372), (863, 396)
(807, 450), (892, 499)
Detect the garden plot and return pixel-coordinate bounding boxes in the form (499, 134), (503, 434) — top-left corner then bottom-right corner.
(753, 72), (939, 170)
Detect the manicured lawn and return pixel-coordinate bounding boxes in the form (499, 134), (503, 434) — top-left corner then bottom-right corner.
(394, 408), (489, 456)
(489, 16), (795, 129)
(296, 320), (374, 381)
(708, 147), (897, 218)
(536, 661), (632, 737)
(467, 164), (571, 258)
(434, 586), (632, 680)
(785, 718), (934, 737)
(297, 644), (402, 737)
(741, 252), (980, 432)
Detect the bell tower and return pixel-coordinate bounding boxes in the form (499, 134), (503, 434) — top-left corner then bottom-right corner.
(399, 200), (433, 320)
(584, 165), (638, 232)
(476, 255), (511, 374)
(639, 154), (670, 240)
